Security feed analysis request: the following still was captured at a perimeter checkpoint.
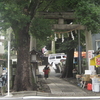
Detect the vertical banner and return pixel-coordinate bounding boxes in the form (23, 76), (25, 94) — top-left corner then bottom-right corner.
(88, 50), (94, 69)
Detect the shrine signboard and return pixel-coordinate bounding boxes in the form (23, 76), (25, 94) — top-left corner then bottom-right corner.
(88, 50), (94, 59)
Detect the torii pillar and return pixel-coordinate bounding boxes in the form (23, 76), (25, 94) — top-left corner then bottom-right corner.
(51, 19), (64, 53)
(85, 30), (93, 69)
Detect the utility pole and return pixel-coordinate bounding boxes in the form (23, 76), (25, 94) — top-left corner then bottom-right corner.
(6, 27), (13, 97)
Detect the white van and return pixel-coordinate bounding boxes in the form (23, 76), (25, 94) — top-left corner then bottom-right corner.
(48, 53), (66, 64)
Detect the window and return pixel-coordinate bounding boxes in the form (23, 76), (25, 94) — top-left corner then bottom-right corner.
(56, 56), (61, 59)
(50, 56), (55, 59)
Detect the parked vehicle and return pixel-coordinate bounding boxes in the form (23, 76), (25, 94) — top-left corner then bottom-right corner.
(48, 53), (66, 65)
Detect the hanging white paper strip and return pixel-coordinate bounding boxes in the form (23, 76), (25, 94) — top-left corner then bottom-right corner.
(62, 34), (64, 42)
(54, 33), (57, 41)
(71, 31), (74, 40)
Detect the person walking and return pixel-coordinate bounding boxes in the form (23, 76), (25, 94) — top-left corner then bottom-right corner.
(43, 65), (50, 80)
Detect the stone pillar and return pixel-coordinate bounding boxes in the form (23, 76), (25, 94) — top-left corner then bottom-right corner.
(51, 19), (64, 53)
(30, 36), (36, 51)
(51, 39), (55, 54)
(85, 30), (93, 69)
(85, 30), (93, 50)
(58, 19), (64, 24)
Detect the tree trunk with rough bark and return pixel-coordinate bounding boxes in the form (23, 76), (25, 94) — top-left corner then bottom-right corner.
(13, 26), (32, 91)
(66, 49), (74, 78)
(61, 48), (74, 78)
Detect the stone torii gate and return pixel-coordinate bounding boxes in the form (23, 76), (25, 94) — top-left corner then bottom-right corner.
(39, 12), (93, 55)
(30, 12), (93, 71)
(39, 12), (85, 31)
(42, 12), (93, 71)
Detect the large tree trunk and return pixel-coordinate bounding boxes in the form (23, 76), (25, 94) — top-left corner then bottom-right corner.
(66, 48), (74, 78)
(13, 26), (32, 91)
(61, 48), (74, 78)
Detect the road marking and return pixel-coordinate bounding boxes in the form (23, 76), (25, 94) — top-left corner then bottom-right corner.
(23, 96), (100, 99)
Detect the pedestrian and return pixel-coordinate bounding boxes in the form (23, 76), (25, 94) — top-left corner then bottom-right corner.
(43, 65), (50, 79)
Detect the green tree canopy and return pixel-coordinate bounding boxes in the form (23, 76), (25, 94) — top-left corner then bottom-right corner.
(30, 17), (53, 40)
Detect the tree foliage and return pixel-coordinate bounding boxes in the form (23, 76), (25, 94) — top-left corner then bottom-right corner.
(30, 17), (53, 40)
(75, 0), (100, 33)
(0, 0), (30, 30)
(46, 0), (100, 33)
